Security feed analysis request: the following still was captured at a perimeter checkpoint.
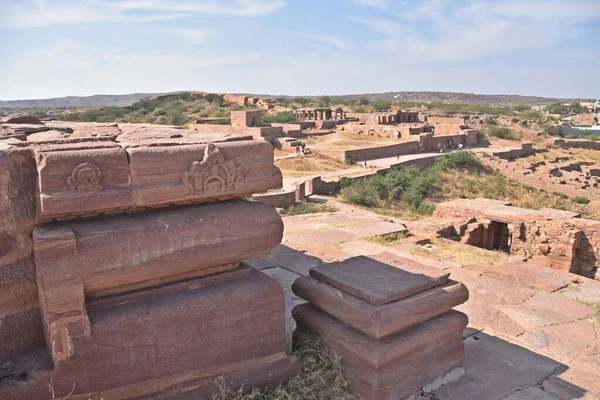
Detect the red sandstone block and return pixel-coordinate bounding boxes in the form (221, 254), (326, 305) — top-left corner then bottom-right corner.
(294, 304), (467, 400)
(309, 255), (449, 305)
(33, 201), (283, 362)
(292, 276), (468, 340)
(127, 140), (282, 207)
(36, 146), (134, 218)
(1, 267), (298, 399)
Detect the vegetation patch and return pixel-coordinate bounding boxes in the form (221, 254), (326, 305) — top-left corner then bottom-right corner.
(573, 196), (591, 205)
(364, 231), (410, 245)
(57, 92), (234, 126)
(339, 151), (599, 220)
(341, 152), (484, 216)
(280, 203), (339, 216)
(215, 333), (355, 400)
(411, 239), (510, 267)
(487, 126), (520, 141)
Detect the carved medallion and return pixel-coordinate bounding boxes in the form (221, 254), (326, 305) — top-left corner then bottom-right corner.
(183, 144), (244, 195)
(67, 162), (103, 193)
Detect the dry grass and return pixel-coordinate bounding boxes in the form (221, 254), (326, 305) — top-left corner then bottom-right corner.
(275, 155), (352, 175)
(364, 231), (410, 245)
(214, 333), (355, 400)
(411, 239), (510, 267)
(280, 203), (339, 216)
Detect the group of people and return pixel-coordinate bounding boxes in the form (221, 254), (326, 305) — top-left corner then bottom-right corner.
(294, 142), (307, 158)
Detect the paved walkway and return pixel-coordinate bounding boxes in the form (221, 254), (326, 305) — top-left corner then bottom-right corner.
(244, 197), (600, 400)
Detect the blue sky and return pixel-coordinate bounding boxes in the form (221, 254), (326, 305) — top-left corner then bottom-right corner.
(0, 0), (599, 100)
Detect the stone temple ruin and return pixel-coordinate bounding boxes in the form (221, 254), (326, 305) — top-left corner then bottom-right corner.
(0, 121), (299, 398)
(435, 198), (600, 279)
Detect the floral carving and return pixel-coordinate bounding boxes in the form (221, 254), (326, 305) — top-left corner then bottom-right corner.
(183, 144), (244, 195)
(67, 162), (102, 193)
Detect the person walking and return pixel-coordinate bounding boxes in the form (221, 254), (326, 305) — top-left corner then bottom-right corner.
(361, 156), (367, 169)
(295, 146), (300, 157)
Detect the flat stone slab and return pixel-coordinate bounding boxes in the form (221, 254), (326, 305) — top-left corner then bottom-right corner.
(471, 262), (577, 293)
(516, 320), (597, 364)
(309, 255), (450, 305)
(433, 331), (563, 400)
(293, 276), (468, 339)
(262, 250), (321, 276)
(561, 282), (600, 305)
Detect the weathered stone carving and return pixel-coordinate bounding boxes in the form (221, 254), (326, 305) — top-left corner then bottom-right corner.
(183, 143), (245, 195)
(66, 162), (102, 193)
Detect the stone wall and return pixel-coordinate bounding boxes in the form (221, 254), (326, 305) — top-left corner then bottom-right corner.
(252, 190), (297, 208)
(554, 138), (600, 150)
(344, 141), (420, 162)
(189, 123), (283, 139)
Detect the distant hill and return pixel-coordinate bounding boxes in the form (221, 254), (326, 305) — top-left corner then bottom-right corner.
(299, 92), (592, 107)
(0, 93), (154, 108)
(0, 90), (592, 109)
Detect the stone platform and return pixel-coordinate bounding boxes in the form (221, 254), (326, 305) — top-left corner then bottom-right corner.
(2, 265), (298, 399)
(292, 256), (469, 399)
(0, 123), (298, 399)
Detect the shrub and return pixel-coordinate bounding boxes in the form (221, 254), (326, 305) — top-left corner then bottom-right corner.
(371, 100), (392, 110)
(341, 183), (379, 207)
(573, 196), (591, 205)
(262, 111), (296, 123)
(487, 126), (519, 140)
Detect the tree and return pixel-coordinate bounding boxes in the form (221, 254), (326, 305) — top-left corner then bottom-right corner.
(318, 96), (331, 107)
(371, 100), (392, 110)
(293, 97), (310, 106)
(358, 97), (370, 106)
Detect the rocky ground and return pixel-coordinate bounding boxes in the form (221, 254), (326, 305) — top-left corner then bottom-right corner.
(246, 196), (600, 400)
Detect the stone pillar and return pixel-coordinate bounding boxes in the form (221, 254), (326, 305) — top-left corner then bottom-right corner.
(295, 182), (306, 202)
(292, 255), (469, 400)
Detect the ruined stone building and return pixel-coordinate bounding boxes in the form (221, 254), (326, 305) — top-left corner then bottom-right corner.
(434, 198), (600, 280)
(293, 107), (345, 121)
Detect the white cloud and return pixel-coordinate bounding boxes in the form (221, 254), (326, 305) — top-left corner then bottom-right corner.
(304, 34), (353, 50)
(350, 0), (597, 62)
(117, 0), (287, 16)
(351, 0), (389, 8)
(0, 0), (287, 29)
(173, 29), (216, 44)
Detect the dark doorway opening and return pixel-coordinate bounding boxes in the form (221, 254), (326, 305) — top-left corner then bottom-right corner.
(489, 221), (511, 252)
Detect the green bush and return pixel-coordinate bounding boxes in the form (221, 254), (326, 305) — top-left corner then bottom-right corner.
(573, 196), (591, 205)
(487, 126), (520, 140)
(341, 183), (379, 207)
(341, 152), (483, 214)
(262, 111), (296, 123)
(371, 100), (392, 110)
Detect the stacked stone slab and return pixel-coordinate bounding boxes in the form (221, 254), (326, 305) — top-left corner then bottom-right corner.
(292, 254), (469, 400)
(0, 121), (298, 399)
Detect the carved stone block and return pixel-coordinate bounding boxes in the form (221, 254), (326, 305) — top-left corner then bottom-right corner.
(127, 140), (282, 207)
(36, 147), (134, 219)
